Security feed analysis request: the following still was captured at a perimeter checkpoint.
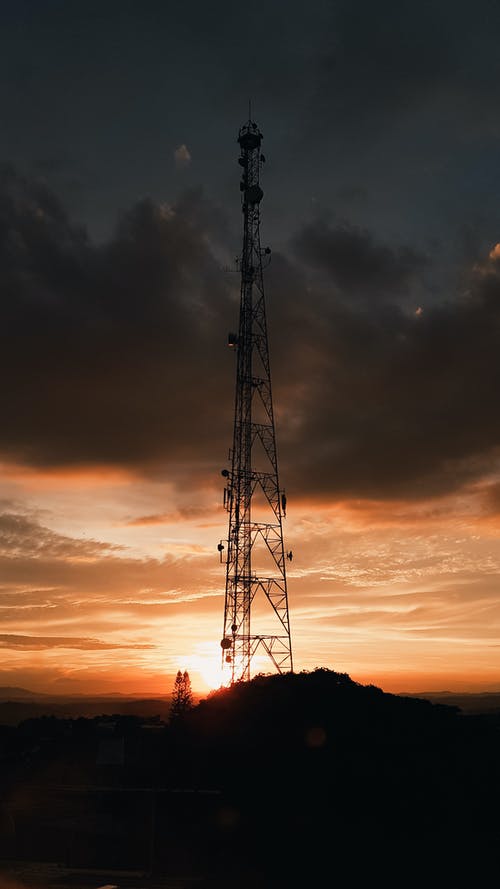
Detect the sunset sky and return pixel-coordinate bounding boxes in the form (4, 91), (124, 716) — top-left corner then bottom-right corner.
(2, 0), (500, 696)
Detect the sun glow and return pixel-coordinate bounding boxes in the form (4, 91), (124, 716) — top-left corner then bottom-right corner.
(185, 650), (226, 692)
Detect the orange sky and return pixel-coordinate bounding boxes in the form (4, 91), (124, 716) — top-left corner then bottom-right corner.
(2, 459), (500, 696)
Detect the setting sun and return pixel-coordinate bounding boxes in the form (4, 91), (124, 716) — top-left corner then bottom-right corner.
(185, 652), (226, 693)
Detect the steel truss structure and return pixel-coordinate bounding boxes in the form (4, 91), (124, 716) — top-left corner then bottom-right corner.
(219, 117), (293, 683)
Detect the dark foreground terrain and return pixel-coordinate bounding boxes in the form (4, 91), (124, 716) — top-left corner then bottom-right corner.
(1, 669), (499, 887)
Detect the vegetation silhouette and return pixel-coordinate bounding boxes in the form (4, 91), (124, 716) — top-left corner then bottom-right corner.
(169, 669), (194, 720)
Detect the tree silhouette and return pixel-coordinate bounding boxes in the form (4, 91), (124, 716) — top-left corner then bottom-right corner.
(170, 670), (193, 720)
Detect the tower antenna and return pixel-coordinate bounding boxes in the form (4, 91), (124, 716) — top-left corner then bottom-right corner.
(219, 118), (293, 682)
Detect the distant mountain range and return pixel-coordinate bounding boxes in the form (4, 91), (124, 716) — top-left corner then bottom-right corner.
(0, 688), (173, 725)
(0, 686), (205, 725)
(403, 690), (500, 714)
(0, 686), (48, 699)
(0, 686), (178, 701)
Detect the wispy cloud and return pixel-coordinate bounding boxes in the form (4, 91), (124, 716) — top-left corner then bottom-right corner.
(126, 505), (214, 526)
(0, 513), (121, 559)
(0, 634), (155, 651)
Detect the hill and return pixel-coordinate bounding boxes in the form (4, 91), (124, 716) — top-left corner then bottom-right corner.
(167, 670), (499, 883)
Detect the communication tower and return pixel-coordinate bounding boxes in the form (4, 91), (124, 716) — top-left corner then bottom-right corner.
(219, 117), (293, 682)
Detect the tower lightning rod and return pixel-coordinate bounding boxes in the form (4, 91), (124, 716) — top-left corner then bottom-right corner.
(219, 114), (293, 683)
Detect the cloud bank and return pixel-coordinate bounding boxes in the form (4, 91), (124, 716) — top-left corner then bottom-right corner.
(0, 166), (500, 505)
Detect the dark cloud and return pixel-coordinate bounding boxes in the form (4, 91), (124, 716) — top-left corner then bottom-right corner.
(2, 167), (500, 503)
(301, 0), (500, 143)
(277, 240), (500, 500)
(292, 218), (427, 301)
(306, 0), (454, 134)
(0, 0), (499, 257)
(0, 167), (234, 472)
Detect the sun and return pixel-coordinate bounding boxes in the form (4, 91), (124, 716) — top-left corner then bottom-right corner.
(185, 652), (226, 693)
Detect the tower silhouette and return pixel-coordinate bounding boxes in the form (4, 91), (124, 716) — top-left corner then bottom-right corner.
(219, 117), (293, 682)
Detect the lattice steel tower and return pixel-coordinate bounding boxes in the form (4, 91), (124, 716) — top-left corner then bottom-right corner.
(219, 116), (293, 683)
